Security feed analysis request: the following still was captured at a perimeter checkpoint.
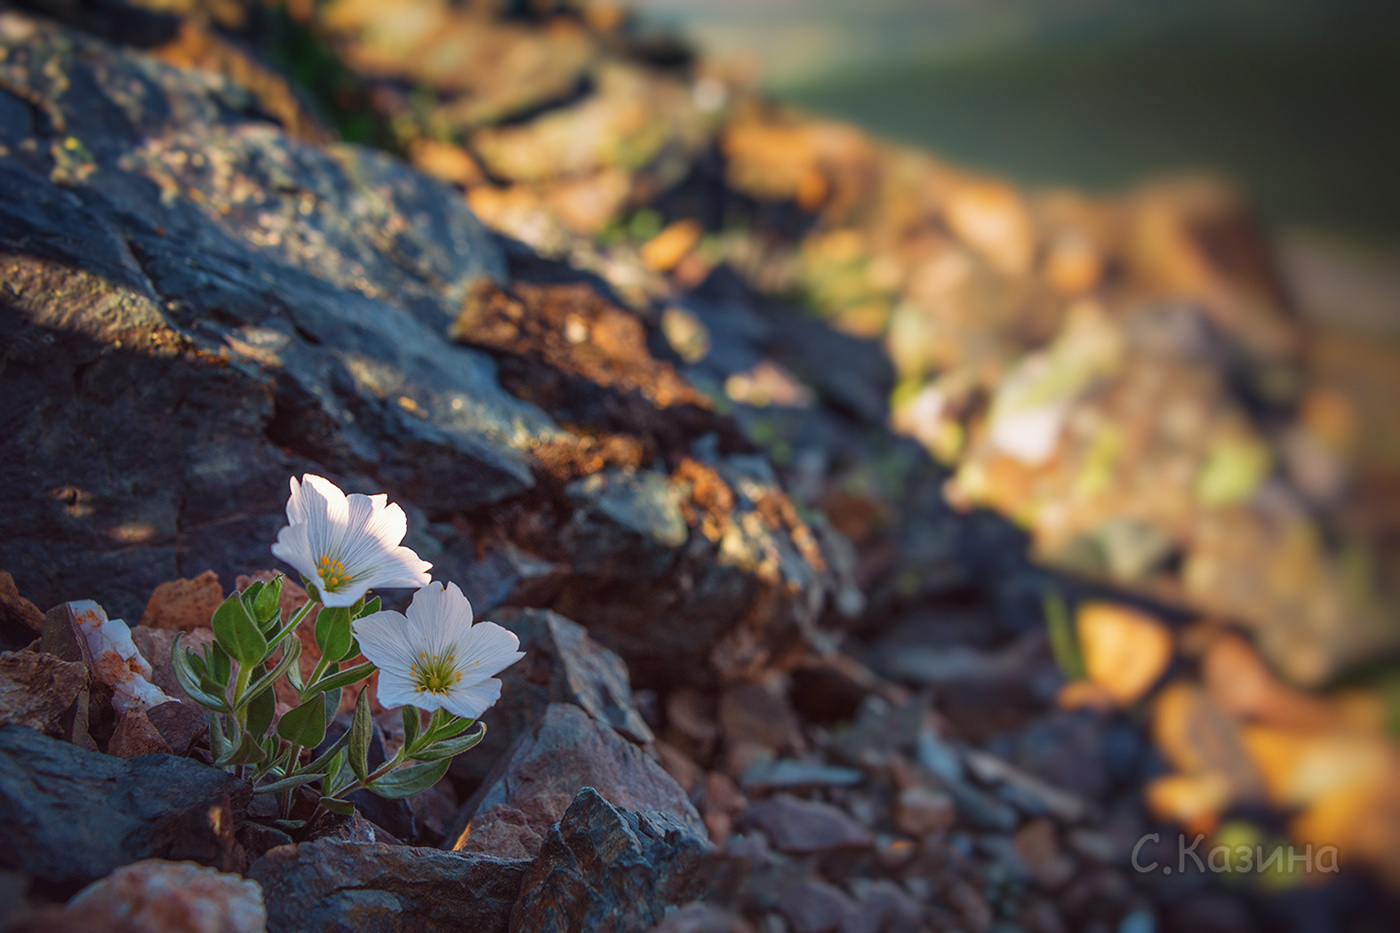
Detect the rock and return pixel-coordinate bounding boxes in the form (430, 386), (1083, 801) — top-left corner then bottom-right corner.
(1012, 819), (1077, 890)
(1075, 603), (1173, 706)
(0, 651), (88, 737)
(647, 902), (752, 933)
(945, 181), (1038, 276)
(0, 725), (247, 897)
(0, 571), (44, 648)
(452, 703), (704, 859)
(0, 13), (537, 622)
(894, 785), (956, 838)
(739, 759), (864, 794)
(145, 700), (209, 757)
(457, 607), (654, 785)
(62, 860), (266, 933)
(248, 839), (526, 933)
(509, 787), (711, 933)
(107, 709), (175, 759)
(44, 603), (173, 715)
(844, 880), (926, 933)
(719, 680), (801, 753)
(139, 572), (225, 633)
(739, 794), (873, 855)
(776, 880), (859, 933)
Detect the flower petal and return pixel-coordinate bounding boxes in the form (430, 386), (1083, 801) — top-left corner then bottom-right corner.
(353, 609), (418, 673)
(442, 677), (503, 720)
(453, 620), (524, 687)
(270, 520), (315, 583)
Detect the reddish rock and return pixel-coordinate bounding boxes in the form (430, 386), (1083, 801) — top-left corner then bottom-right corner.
(740, 794), (872, 855)
(718, 680), (802, 753)
(107, 709), (174, 759)
(63, 859), (265, 933)
(0, 651), (89, 737)
(139, 572), (225, 633)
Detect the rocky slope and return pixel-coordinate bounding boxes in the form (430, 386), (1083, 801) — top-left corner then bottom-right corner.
(1, 2), (1398, 932)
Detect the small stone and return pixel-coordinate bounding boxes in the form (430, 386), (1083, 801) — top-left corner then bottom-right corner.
(945, 877), (994, 932)
(719, 680), (802, 752)
(0, 650), (88, 737)
(740, 794), (872, 855)
(843, 879), (925, 933)
(740, 759), (864, 793)
(1012, 819), (1077, 890)
(641, 219), (704, 272)
(63, 860), (265, 933)
(108, 709), (174, 759)
(140, 572), (225, 633)
(945, 181), (1037, 276)
(145, 700), (209, 756)
(47, 602), (173, 715)
(895, 785), (956, 838)
(777, 880), (858, 933)
(1076, 603), (1172, 706)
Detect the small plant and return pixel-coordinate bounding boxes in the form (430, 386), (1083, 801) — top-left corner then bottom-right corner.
(172, 474), (523, 825)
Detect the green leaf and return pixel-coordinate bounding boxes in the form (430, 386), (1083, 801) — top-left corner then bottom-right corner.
(253, 574), (284, 625)
(215, 730), (265, 768)
(315, 606), (354, 663)
(411, 721), (486, 762)
(426, 714), (472, 743)
(354, 597), (381, 620)
(308, 661), (377, 695)
(348, 688), (372, 784)
(208, 643), (231, 686)
(209, 713), (230, 761)
(277, 696), (327, 749)
(273, 819), (306, 832)
(171, 636), (229, 711)
(367, 758), (450, 798)
(246, 681), (277, 738)
(211, 592), (268, 668)
(254, 771), (327, 795)
(318, 796), (356, 816)
(240, 580), (266, 617)
(323, 687), (342, 723)
(1044, 592), (1086, 682)
(401, 706), (421, 750)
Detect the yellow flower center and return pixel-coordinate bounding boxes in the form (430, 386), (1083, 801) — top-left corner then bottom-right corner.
(317, 554), (353, 592)
(410, 650), (464, 695)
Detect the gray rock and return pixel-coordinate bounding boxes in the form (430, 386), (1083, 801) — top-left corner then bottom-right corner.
(0, 14), (550, 620)
(451, 703), (703, 859)
(776, 880), (859, 933)
(0, 725), (247, 897)
(455, 607), (653, 786)
(739, 795), (873, 855)
(509, 787), (711, 933)
(248, 839), (527, 933)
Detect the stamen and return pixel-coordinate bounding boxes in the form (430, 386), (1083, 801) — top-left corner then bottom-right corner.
(316, 554), (354, 592)
(409, 643), (463, 696)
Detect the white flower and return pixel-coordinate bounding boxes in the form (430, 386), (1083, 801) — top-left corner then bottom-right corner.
(353, 581), (524, 719)
(270, 474), (432, 608)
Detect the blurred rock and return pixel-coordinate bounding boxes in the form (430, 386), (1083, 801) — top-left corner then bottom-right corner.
(62, 860), (265, 933)
(776, 880), (858, 933)
(739, 794), (872, 855)
(1076, 603), (1173, 706)
(248, 839), (525, 933)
